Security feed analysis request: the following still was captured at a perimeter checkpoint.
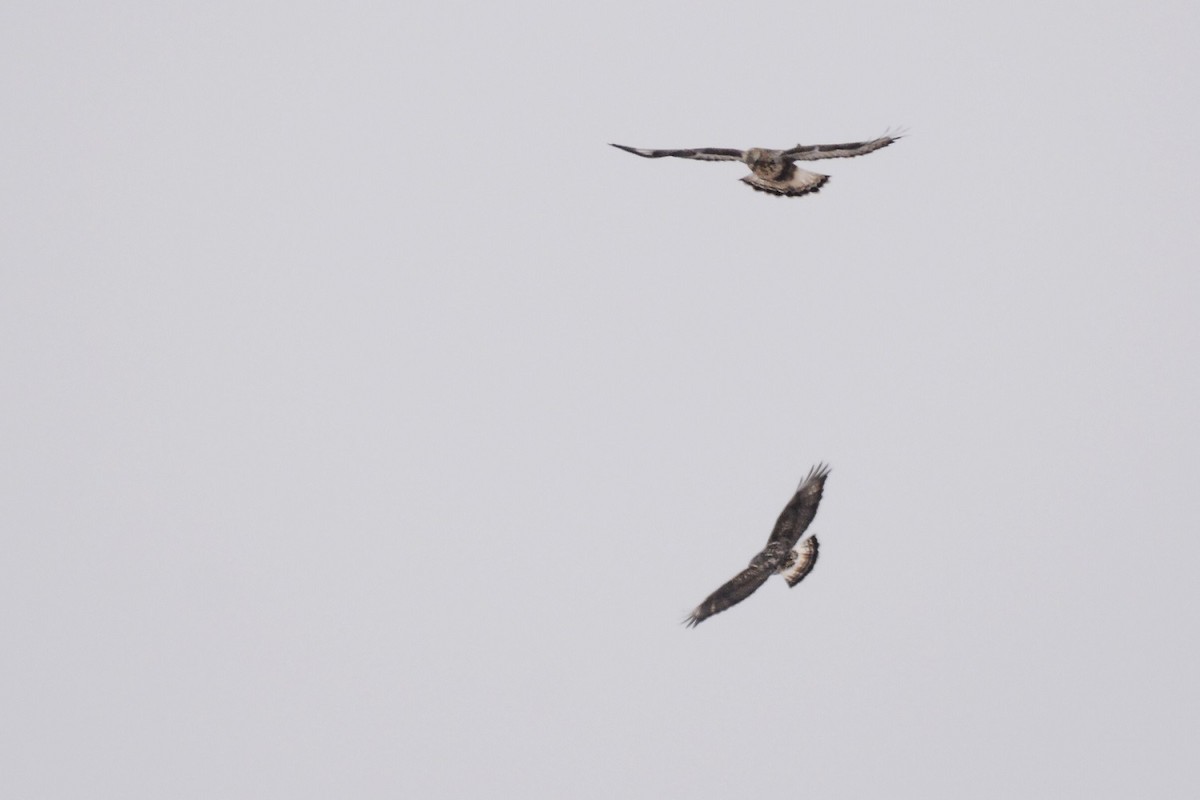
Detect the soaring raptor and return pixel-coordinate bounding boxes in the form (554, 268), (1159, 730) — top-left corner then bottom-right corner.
(610, 132), (901, 196)
(685, 464), (830, 627)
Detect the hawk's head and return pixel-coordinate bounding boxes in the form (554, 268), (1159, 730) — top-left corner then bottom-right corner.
(743, 147), (787, 180)
(742, 147), (768, 167)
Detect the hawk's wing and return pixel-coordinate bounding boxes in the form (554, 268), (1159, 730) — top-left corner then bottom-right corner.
(784, 132), (902, 161)
(780, 536), (820, 588)
(684, 561), (773, 627)
(767, 463), (831, 550)
(740, 165), (829, 197)
(609, 143), (744, 162)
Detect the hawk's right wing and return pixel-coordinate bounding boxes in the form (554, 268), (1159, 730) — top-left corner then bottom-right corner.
(684, 561), (773, 627)
(784, 132), (902, 161)
(609, 143), (744, 162)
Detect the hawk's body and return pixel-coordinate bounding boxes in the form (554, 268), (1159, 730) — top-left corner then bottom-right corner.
(610, 133), (901, 196)
(685, 464), (830, 627)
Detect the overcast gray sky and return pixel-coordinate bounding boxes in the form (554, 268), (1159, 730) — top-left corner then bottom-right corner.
(3, 1), (1199, 797)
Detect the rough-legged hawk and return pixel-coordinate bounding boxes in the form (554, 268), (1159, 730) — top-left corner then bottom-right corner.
(610, 132), (901, 196)
(685, 464), (830, 627)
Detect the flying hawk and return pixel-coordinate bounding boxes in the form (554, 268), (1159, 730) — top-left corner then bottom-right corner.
(610, 132), (901, 196)
(685, 464), (830, 627)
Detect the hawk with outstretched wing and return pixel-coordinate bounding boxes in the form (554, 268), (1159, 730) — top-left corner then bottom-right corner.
(610, 132), (901, 196)
(685, 464), (830, 627)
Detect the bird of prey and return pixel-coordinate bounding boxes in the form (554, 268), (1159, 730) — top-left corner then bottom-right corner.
(685, 464), (830, 627)
(610, 132), (901, 196)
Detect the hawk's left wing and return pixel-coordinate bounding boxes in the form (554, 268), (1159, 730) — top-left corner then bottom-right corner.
(766, 463), (831, 549)
(609, 143), (744, 162)
(784, 133), (902, 161)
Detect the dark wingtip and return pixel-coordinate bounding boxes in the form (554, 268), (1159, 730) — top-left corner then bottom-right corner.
(802, 462), (832, 482)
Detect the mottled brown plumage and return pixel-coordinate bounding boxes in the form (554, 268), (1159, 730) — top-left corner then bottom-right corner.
(610, 132), (901, 196)
(685, 464), (830, 627)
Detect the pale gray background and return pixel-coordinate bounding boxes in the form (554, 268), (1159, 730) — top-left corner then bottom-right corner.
(3, 1), (1198, 798)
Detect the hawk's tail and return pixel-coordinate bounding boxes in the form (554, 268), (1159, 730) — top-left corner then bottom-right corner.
(780, 536), (819, 588)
